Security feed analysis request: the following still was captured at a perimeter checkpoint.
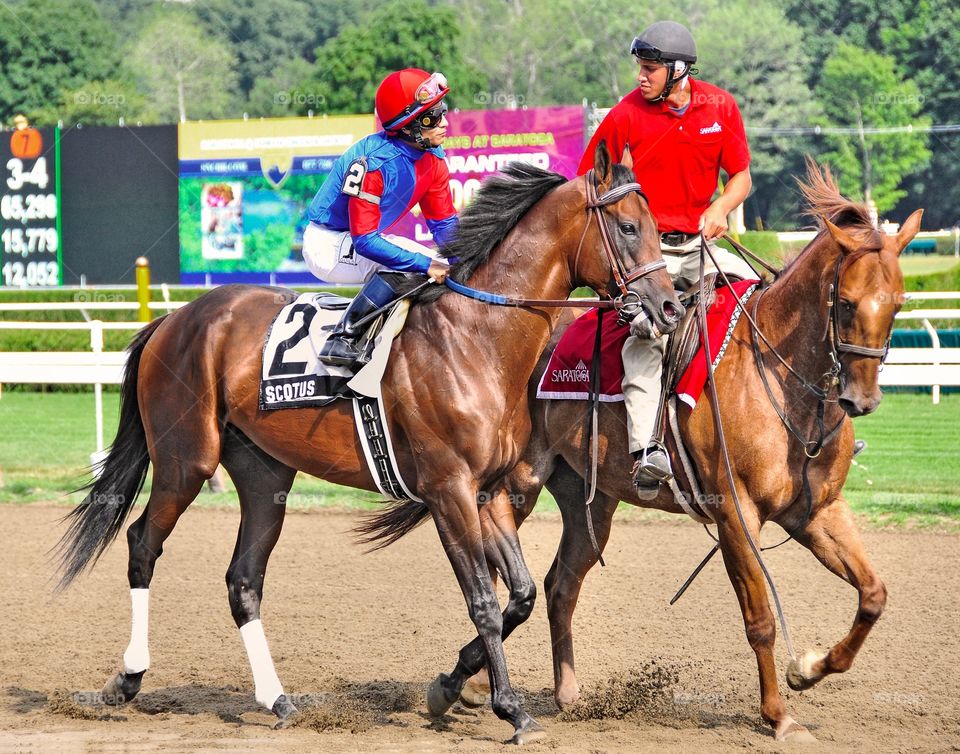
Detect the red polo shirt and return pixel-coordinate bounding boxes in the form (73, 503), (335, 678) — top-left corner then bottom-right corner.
(578, 79), (750, 234)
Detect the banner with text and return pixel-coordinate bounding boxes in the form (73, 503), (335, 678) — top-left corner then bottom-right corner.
(393, 105), (585, 244)
(178, 115), (373, 285)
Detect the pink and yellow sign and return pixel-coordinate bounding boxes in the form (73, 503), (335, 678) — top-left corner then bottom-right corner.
(396, 105), (585, 244)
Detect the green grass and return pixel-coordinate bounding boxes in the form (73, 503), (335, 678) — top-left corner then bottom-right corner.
(840, 394), (960, 528)
(899, 255), (960, 277)
(0, 391), (955, 529)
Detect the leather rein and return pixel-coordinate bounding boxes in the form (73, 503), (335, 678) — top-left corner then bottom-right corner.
(444, 170), (666, 311)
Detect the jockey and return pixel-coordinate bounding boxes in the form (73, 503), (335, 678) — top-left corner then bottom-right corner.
(579, 21), (756, 490)
(303, 68), (457, 366)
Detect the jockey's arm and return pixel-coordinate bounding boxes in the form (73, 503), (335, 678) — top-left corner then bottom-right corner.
(347, 168), (433, 273)
(419, 156), (459, 250)
(425, 214), (458, 248)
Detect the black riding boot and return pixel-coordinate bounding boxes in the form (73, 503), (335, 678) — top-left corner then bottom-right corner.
(319, 272), (405, 367)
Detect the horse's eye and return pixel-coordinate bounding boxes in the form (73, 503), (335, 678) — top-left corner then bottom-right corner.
(839, 298), (856, 315)
(619, 222), (637, 235)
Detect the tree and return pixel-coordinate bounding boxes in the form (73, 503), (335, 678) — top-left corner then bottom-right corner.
(693, 0), (822, 229)
(34, 78), (156, 126)
(127, 7), (239, 122)
(0, 0), (121, 125)
(295, 0), (486, 116)
(816, 43), (930, 214)
(783, 0), (958, 226)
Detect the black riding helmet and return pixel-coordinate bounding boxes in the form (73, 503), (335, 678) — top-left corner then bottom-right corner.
(630, 21), (698, 103)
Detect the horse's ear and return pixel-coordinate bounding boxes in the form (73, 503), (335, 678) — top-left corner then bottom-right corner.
(620, 144), (634, 172)
(894, 209), (923, 257)
(593, 139), (613, 192)
(823, 216), (859, 255)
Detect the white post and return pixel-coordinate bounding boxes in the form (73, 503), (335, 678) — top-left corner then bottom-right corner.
(90, 320), (108, 472)
(921, 318), (941, 405)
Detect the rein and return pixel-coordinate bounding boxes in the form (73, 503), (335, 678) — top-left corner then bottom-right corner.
(444, 171), (665, 312)
(694, 236), (799, 662)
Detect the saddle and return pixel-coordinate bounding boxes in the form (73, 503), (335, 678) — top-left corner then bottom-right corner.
(653, 273), (756, 521)
(664, 272), (720, 395)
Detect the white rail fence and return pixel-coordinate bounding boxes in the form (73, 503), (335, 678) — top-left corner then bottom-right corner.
(1, 294), (958, 458)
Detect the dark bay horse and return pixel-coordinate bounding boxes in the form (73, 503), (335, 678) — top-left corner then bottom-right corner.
(56, 142), (682, 743)
(362, 164), (923, 742)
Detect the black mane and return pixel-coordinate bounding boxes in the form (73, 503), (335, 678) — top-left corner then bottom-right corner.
(417, 161), (638, 303)
(416, 162), (565, 302)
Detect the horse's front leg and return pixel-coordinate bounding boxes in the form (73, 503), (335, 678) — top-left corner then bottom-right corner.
(716, 509), (816, 742)
(786, 496), (887, 690)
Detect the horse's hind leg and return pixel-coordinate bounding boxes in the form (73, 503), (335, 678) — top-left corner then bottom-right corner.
(101, 466), (209, 704)
(543, 460), (618, 709)
(786, 496), (887, 691)
(219, 426), (297, 723)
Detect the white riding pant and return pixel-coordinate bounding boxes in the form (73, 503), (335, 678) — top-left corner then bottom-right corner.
(302, 223), (438, 284)
(621, 236), (758, 453)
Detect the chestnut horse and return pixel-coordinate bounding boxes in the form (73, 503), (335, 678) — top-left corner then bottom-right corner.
(362, 164), (922, 741)
(56, 142), (682, 743)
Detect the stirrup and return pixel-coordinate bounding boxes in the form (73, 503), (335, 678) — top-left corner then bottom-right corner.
(633, 443), (673, 487)
(319, 335), (360, 367)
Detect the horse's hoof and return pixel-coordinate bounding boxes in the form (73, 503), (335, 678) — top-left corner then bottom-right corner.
(271, 695), (299, 728)
(427, 674), (459, 717)
(786, 649), (824, 691)
(554, 683), (581, 710)
(775, 716), (817, 743)
(510, 719), (547, 745)
(459, 678), (490, 709)
(100, 670), (144, 705)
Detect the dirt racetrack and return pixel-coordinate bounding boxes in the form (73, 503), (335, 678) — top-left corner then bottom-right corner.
(2, 504), (957, 753)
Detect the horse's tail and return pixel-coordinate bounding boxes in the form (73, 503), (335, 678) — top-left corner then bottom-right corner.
(56, 316), (167, 589)
(353, 498), (431, 551)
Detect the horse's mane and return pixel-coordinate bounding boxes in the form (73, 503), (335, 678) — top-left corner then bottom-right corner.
(417, 162), (634, 303)
(783, 157), (882, 270)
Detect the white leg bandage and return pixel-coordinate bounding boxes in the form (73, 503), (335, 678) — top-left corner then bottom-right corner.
(122, 588), (151, 673)
(239, 619), (284, 710)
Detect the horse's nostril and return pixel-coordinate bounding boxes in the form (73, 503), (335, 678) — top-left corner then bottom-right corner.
(663, 301), (681, 322)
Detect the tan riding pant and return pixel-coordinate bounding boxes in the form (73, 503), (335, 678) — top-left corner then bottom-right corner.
(621, 237), (758, 453)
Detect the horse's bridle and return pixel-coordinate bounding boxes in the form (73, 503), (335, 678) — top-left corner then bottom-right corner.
(824, 248), (891, 386)
(583, 170), (666, 317)
(444, 170), (667, 314)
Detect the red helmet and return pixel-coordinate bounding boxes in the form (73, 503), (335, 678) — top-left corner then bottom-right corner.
(376, 68), (450, 132)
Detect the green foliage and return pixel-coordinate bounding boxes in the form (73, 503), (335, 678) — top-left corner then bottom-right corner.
(126, 6), (240, 122)
(694, 0), (821, 229)
(33, 78), (156, 127)
(783, 0), (958, 227)
(815, 43), (931, 214)
(904, 261), (960, 292)
(717, 231), (783, 264)
(457, 0), (641, 108)
(0, 0), (121, 125)
(297, 0), (487, 116)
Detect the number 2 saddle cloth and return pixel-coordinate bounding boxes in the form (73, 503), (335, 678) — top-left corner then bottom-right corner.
(259, 291), (422, 503)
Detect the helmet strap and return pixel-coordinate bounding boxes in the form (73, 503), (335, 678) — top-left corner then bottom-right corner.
(649, 61), (688, 104)
(398, 122), (431, 150)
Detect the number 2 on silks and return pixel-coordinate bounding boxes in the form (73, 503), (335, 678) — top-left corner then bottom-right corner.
(269, 304), (316, 376)
(341, 159), (367, 197)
